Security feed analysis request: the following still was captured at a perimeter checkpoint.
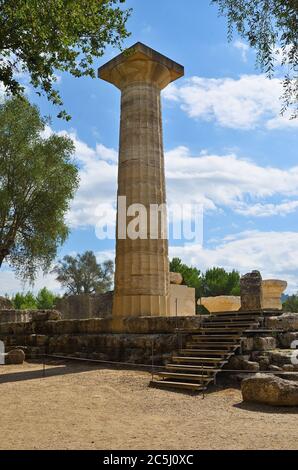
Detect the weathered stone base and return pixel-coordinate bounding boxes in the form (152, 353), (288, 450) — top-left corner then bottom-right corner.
(3, 333), (180, 365)
(1, 310), (298, 375)
(0, 315), (201, 365)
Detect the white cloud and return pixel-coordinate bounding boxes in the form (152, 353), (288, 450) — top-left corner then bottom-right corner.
(2, 127), (298, 295)
(0, 267), (61, 296)
(55, 130), (118, 228)
(2, 229), (297, 296)
(169, 230), (298, 293)
(52, 133), (298, 227)
(234, 40), (249, 62)
(2, 230), (298, 295)
(165, 146), (298, 216)
(36, 128), (298, 228)
(235, 200), (298, 217)
(163, 74), (298, 130)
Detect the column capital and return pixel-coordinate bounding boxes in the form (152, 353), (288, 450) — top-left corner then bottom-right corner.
(98, 42), (184, 90)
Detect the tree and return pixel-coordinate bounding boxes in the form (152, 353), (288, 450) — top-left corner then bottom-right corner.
(0, 0), (131, 119)
(0, 97), (79, 279)
(170, 258), (241, 298)
(212, 0), (298, 117)
(53, 251), (114, 294)
(283, 294), (298, 313)
(202, 267), (240, 297)
(36, 287), (57, 309)
(170, 257), (202, 298)
(12, 292), (37, 310)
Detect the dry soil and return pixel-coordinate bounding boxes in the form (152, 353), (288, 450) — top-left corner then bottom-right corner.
(0, 361), (297, 450)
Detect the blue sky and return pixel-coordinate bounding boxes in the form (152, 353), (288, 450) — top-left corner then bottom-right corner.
(1, 0), (298, 295)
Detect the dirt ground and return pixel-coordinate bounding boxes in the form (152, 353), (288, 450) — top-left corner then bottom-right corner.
(0, 361), (297, 450)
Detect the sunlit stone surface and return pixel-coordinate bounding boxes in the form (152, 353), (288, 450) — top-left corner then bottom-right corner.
(99, 43), (184, 316)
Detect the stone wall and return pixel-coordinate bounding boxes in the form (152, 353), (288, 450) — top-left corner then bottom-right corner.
(0, 315), (202, 365)
(0, 310), (32, 323)
(0, 309), (61, 324)
(0, 297), (13, 310)
(55, 292), (113, 320)
(1, 307), (298, 372)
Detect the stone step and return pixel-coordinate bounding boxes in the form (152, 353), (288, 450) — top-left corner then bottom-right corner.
(199, 327), (249, 333)
(179, 349), (232, 356)
(172, 356), (226, 364)
(200, 322), (256, 328)
(204, 310), (261, 316)
(156, 372), (214, 382)
(150, 307), (263, 393)
(150, 380), (206, 392)
(186, 342), (238, 349)
(166, 364), (220, 373)
(209, 312), (260, 316)
(204, 316), (261, 322)
(191, 334), (242, 340)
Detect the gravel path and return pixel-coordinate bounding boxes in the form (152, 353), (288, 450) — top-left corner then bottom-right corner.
(0, 362), (297, 450)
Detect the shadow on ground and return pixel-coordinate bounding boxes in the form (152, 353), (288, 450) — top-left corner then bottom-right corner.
(233, 401), (298, 414)
(0, 361), (110, 384)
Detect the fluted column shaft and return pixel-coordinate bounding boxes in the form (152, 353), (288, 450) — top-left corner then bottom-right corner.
(113, 81), (169, 316)
(98, 42), (184, 317)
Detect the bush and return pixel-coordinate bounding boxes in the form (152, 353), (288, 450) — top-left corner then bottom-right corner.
(11, 288), (58, 310)
(36, 287), (57, 309)
(283, 294), (298, 313)
(12, 292), (37, 310)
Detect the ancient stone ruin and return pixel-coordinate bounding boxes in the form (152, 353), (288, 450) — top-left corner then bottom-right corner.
(98, 42), (196, 318)
(0, 44), (298, 398)
(199, 277), (287, 314)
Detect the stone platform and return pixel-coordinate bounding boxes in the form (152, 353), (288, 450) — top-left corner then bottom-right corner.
(0, 313), (202, 365)
(1, 309), (297, 371)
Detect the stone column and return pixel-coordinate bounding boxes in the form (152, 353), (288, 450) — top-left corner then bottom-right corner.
(262, 280), (287, 310)
(98, 43), (184, 317)
(240, 270), (263, 311)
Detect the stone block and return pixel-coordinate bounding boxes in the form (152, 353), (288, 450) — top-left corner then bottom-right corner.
(169, 284), (195, 316)
(278, 331), (298, 348)
(262, 279), (287, 310)
(228, 355), (260, 371)
(253, 336), (277, 351)
(266, 313), (298, 332)
(240, 270), (263, 311)
(241, 337), (254, 352)
(267, 350), (295, 366)
(242, 374), (298, 406)
(169, 272), (183, 285)
(199, 296), (241, 313)
(283, 364), (295, 372)
(5, 348), (25, 364)
(0, 297), (13, 310)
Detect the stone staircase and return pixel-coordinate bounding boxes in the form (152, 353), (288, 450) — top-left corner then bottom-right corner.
(150, 311), (263, 392)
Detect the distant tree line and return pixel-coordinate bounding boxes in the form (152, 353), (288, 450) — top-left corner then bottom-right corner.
(282, 294), (298, 313)
(170, 258), (241, 299)
(10, 288), (59, 310)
